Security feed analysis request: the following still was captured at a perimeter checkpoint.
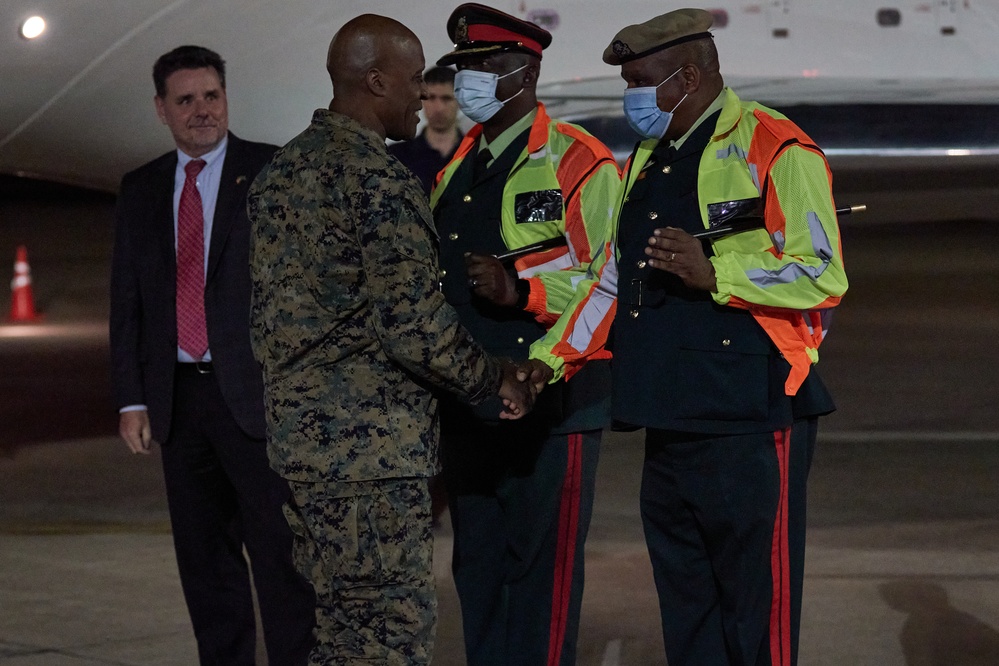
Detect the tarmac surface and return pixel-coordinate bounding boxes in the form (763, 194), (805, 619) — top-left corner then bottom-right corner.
(1, 181), (999, 664)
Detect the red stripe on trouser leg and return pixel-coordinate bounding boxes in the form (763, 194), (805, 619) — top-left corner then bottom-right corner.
(770, 428), (792, 665)
(547, 433), (583, 666)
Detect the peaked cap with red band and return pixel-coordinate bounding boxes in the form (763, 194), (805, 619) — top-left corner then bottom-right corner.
(437, 3), (552, 66)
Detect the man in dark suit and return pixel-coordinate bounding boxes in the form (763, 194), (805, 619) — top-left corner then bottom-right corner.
(109, 45), (314, 665)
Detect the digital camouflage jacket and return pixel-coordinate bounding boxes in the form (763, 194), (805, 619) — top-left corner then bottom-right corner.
(248, 109), (502, 483)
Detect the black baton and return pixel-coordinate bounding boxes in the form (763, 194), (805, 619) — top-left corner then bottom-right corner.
(691, 204), (866, 240)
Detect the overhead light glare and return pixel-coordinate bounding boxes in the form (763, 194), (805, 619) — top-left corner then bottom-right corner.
(20, 16), (46, 40)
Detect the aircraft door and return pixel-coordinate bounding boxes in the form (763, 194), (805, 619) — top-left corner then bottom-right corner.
(766, 0), (792, 38)
(935, 0), (962, 36)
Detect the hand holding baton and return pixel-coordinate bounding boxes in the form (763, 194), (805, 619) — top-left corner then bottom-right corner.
(492, 204), (867, 260)
(493, 236), (569, 263)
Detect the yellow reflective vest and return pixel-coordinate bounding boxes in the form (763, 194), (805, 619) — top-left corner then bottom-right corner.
(532, 88), (848, 394)
(430, 103), (621, 329)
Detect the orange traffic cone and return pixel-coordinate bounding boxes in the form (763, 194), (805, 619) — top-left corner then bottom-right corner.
(9, 245), (40, 322)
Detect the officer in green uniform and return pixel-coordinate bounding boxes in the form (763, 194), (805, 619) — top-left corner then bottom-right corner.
(531, 8), (848, 666)
(430, 5), (621, 665)
(247, 14), (536, 665)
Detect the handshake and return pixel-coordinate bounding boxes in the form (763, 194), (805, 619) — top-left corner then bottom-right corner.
(498, 359), (554, 420)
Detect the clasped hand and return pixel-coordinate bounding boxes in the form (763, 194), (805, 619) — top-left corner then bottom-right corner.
(460, 253), (553, 418)
(498, 359), (555, 420)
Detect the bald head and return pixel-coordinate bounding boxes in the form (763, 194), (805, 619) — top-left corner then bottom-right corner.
(326, 14), (428, 141)
(327, 14), (420, 90)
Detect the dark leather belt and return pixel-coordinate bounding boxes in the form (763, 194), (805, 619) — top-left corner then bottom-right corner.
(177, 361), (213, 374)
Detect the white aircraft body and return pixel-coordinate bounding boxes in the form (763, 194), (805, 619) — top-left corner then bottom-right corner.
(2, 0), (998, 221)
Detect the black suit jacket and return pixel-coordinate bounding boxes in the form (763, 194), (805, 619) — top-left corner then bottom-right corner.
(110, 133), (276, 443)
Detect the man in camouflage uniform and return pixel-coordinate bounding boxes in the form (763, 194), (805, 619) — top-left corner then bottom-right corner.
(247, 14), (537, 665)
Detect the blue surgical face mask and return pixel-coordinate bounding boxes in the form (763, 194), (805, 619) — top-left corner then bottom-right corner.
(454, 64), (528, 124)
(623, 67), (686, 140)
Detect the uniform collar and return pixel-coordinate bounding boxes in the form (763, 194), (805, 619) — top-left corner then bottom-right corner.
(479, 104), (539, 160)
(317, 108), (387, 148)
(670, 89), (726, 152)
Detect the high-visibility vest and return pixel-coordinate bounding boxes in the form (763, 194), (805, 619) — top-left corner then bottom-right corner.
(431, 102), (620, 327)
(622, 87), (847, 395)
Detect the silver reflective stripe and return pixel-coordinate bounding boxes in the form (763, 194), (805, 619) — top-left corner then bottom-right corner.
(807, 211), (834, 260)
(517, 252), (574, 279)
(746, 211), (833, 287)
(715, 144), (747, 161)
(566, 246), (618, 353)
(816, 308), (834, 340)
(715, 141), (759, 189)
(746, 262), (826, 287)
(771, 229), (786, 254)
(804, 309), (834, 341)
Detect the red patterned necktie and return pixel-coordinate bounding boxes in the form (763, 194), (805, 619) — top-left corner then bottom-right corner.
(176, 159), (209, 359)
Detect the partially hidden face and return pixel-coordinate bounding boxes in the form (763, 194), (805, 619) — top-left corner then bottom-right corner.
(383, 40), (428, 142)
(423, 82), (458, 133)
